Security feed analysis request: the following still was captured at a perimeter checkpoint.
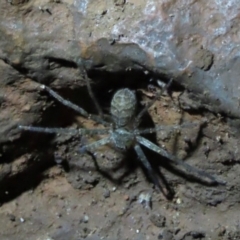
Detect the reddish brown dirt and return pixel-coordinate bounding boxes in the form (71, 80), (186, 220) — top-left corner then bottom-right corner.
(1, 82), (240, 240)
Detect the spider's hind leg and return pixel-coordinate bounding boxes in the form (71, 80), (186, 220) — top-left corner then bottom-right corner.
(134, 143), (172, 198)
(136, 136), (226, 185)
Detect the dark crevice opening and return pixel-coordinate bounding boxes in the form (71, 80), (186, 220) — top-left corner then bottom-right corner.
(45, 57), (78, 69)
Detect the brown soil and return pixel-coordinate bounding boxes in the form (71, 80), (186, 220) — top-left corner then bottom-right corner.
(1, 83), (240, 240)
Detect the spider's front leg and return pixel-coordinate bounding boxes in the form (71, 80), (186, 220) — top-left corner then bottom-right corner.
(136, 136), (226, 185)
(134, 122), (205, 135)
(81, 68), (104, 120)
(19, 125), (112, 156)
(79, 137), (111, 154)
(40, 85), (109, 126)
(18, 125), (110, 136)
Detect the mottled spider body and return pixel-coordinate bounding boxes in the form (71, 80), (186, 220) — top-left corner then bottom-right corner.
(110, 88), (137, 127)
(19, 75), (225, 195)
(109, 88), (137, 151)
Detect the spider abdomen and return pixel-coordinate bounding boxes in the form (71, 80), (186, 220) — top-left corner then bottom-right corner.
(110, 88), (137, 127)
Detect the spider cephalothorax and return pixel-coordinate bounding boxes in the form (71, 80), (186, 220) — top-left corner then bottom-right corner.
(19, 73), (225, 196)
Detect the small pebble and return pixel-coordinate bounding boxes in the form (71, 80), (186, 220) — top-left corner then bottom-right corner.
(158, 229), (173, 240)
(56, 213), (62, 218)
(150, 213), (166, 228)
(54, 152), (63, 164)
(83, 215), (89, 223)
(176, 198), (181, 204)
(138, 192), (152, 209)
(103, 189), (110, 198)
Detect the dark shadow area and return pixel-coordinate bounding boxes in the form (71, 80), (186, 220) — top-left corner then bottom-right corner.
(46, 57), (78, 69)
(0, 152), (55, 204)
(89, 149), (139, 185)
(87, 68), (173, 110)
(61, 147), (141, 192)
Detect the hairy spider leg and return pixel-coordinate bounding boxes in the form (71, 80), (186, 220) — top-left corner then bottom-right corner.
(136, 136), (225, 185)
(18, 125), (110, 135)
(134, 144), (170, 196)
(134, 126), (174, 135)
(40, 85), (109, 126)
(134, 78), (173, 128)
(134, 122), (202, 135)
(79, 136), (111, 154)
(81, 68), (105, 120)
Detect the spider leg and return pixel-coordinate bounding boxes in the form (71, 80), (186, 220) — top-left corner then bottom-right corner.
(79, 136), (111, 154)
(134, 122), (202, 135)
(134, 79), (173, 128)
(134, 143), (170, 196)
(40, 85), (109, 126)
(134, 126), (175, 135)
(81, 68), (104, 120)
(136, 136), (225, 185)
(18, 125), (110, 135)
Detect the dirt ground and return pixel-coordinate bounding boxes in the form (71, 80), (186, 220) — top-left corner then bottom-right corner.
(1, 80), (240, 240)
(1, 0), (240, 239)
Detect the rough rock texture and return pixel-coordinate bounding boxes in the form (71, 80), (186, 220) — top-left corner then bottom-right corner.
(1, 0), (240, 117)
(1, 0), (240, 240)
